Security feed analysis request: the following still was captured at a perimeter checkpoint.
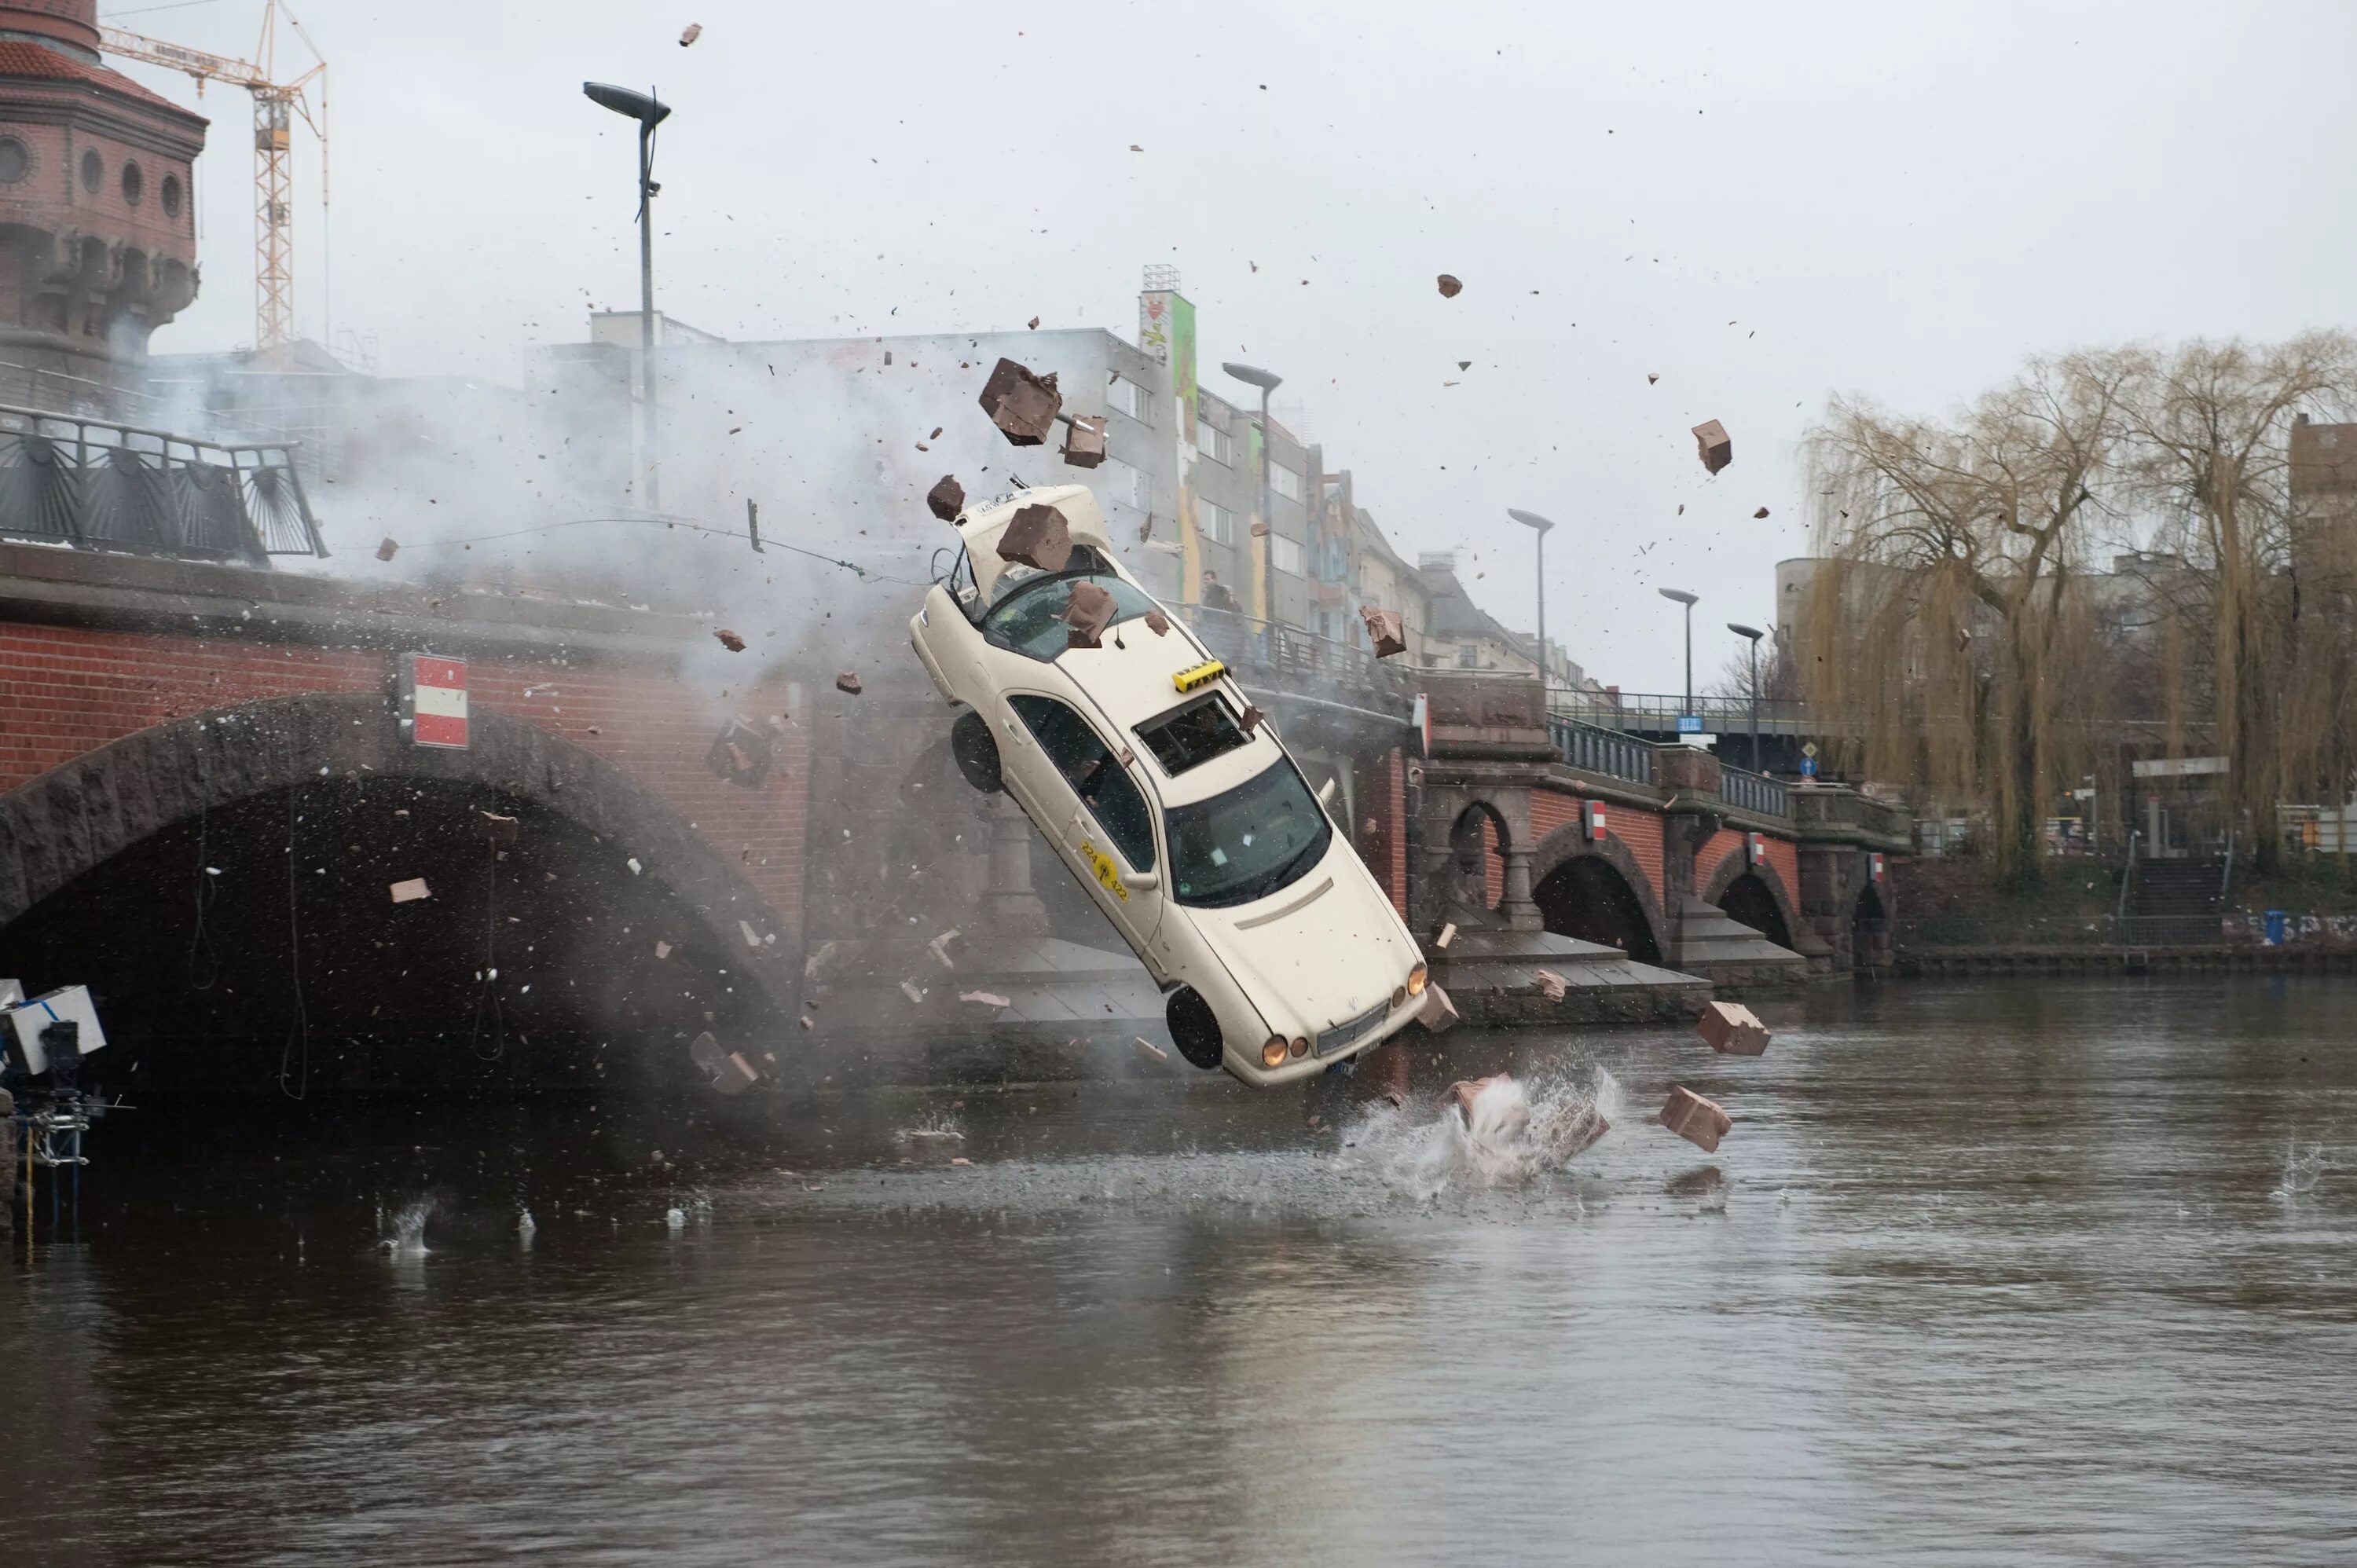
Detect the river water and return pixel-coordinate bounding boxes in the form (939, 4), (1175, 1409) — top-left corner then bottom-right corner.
(5, 977), (2355, 1566)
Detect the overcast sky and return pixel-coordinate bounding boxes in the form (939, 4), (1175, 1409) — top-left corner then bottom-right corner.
(107, 0), (2357, 692)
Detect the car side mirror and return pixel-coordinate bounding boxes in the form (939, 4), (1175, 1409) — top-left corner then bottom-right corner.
(1317, 777), (1340, 808)
(1127, 870), (1160, 892)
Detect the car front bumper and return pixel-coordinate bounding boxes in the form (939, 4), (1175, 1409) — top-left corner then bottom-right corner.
(1219, 991), (1426, 1088)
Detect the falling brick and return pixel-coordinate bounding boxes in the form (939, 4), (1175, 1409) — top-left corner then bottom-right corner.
(1360, 605), (1406, 658)
(900, 980), (926, 1006)
(1752, 506), (1770, 519)
(928, 929), (965, 968)
(978, 357), (1061, 444)
(1436, 273), (1463, 298)
(655, 940), (673, 959)
(705, 716), (772, 788)
(1648, 372), (1659, 385)
(798, 1015), (814, 1030)
(1250, 520), (1270, 537)
(715, 1052), (758, 1095)
(388, 877), (430, 904)
(1134, 1037), (1168, 1063)
(1660, 1085), (1732, 1152)
(715, 628), (746, 652)
(477, 811), (519, 848)
(959, 990), (1012, 1009)
(679, 22), (702, 45)
(739, 920), (762, 951)
(1534, 969), (1567, 1002)
(1417, 983), (1460, 1032)
(375, 537), (399, 562)
(1692, 419), (1733, 476)
(1237, 703), (1266, 736)
(1435, 921), (1457, 951)
(1697, 1000), (1771, 1056)
(926, 474), (966, 521)
(1062, 580), (1116, 649)
(1144, 608), (1170, 636)
(1061, 413), (1108, 469)
(996, 503), (1072, 571)
(836, 672), (863, 695)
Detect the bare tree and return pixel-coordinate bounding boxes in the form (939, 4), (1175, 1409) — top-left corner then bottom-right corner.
(2121, 332), (2357, 871)
(1799, 351), (2132, 881)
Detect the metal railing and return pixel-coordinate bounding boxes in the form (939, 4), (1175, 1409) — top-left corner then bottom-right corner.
(1720, 764), (1788, 817)
(1175, 603), (1402, 694)
(0, 404), (325, 562)
(1895, 913), (2226, 950)
(1551, 688), (1818, 736)
(1548, 714), (1655, 784)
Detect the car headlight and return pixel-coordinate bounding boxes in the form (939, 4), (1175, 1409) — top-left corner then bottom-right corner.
(1289, 1036), (1309, 1060)
(1262, 1037), (1288, 1069)
(1406, 964), (1428, 997)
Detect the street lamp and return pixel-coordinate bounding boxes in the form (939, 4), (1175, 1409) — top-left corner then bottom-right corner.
(1221, 361), (1282, 639)
(1728, 621), (1765, 772)
(584, 81), (672, 511)
(1506, 508), (1556, 701)
(1659, 588), (1698, 724)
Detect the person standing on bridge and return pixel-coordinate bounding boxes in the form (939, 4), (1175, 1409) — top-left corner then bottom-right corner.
(1200, 570), (1240, 614)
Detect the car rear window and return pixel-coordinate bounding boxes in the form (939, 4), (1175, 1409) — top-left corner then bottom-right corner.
(1135, 692), (1250, 777)
(984, 571), (1158, 661)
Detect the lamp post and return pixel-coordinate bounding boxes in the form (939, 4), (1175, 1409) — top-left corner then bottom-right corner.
(1728, 621), (1765, 772)
(1506, 508), (1556, 702)
(1220, 361), (1282, 645)
(584, 82), (672, 511)
(1659, 588), (1698, 726)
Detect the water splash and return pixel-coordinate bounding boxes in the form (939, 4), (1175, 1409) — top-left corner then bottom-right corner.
(1341, 1066), (1622, 1201)
(379, 1197), (433, 1255)
(2271, 1138), (2327, 1206)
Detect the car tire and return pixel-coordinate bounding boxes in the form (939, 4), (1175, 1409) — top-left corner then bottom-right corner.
(1165, 986), (1224, 1070)
(950, 709), (1003, 794)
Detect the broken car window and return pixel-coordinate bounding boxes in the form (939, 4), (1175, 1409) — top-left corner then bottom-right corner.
(1164, 757), (1330, 908)
(1135, 691), (1251, 777)
(985, 572), (1157, 661)
(1007, 694), (1157, 873)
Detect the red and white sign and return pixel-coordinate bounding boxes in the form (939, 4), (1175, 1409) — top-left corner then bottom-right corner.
(1583, 799), (1607, 842)
(404, 654), (468, 749)
(1747, 830), (1767, 866)
(1869, 851), (1886, 884)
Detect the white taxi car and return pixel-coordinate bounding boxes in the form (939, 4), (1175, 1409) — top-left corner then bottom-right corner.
(909, 484), (1428, 1086)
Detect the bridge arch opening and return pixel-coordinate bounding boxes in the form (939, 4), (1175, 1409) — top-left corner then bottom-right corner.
(1853, 881), (1890, 973)
(0, 696), (796, 1102)
(1446, 802), (1510, 914)
(1533, 855), (1662, 965)
(1717, 870), (1794, 950)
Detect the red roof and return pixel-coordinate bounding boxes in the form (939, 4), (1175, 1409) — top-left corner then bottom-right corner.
(0, 40), (205, 122)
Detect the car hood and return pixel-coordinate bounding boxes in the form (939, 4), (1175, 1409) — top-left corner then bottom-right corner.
(1185, 840), (1423, 1041)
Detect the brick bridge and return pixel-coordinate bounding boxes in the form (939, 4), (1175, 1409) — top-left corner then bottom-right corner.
(0, 547), (1904, 1095)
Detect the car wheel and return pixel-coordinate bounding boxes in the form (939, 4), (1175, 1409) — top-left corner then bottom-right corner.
(950, 709), (1003, 793)
(1165, 987), (1224, 1070)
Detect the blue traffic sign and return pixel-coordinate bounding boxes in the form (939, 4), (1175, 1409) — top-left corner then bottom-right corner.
(1677, 714), (1703, 734)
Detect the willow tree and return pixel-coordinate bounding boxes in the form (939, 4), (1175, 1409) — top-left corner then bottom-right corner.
(2120, 332), (2357, 872)
(1801, 351), (2132, 881)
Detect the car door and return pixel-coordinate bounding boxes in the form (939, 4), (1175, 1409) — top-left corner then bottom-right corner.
(1006, 694), (1166, 960)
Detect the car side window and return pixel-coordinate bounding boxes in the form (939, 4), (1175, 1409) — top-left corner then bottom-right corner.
(1007, 694), (1157, 873)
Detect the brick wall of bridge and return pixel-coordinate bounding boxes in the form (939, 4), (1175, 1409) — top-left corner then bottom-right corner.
(0, 620), (813, 947)
(1695, 826), (1800, 903)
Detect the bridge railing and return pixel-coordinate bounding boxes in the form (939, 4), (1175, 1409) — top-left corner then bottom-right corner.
(1173, 603), (1406, 700)
(1547, 713), (1655, 785)
(1719, 763), (1788, 817)
(0, 404), (326, 564)
(1552, 688), (1816, 735)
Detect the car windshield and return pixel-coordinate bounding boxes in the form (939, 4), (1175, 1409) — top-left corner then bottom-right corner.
(1165, 757), (1332, 908)
(984, 571), (1160, 660)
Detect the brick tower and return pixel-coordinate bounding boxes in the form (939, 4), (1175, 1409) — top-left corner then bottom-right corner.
(0, 0), (204, 414)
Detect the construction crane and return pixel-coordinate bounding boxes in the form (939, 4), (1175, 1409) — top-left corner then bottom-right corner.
(100, 1), (326, 351)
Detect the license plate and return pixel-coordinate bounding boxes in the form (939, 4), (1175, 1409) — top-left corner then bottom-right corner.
(1315, 1000), (1390, 1057)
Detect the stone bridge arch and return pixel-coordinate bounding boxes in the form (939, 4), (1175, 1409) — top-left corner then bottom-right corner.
(0, 692), (797, 1015)
(1528, 822), (1671, 965)
(1413, 781), (1541, 932)
(1699, 851), (1806, 954)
